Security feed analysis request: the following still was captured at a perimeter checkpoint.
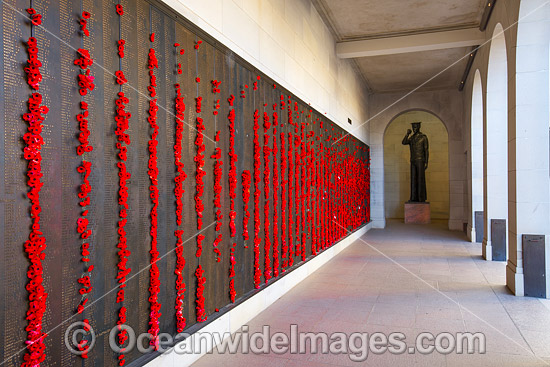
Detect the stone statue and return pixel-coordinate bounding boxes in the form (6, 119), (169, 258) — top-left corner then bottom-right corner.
(402, 122), (429, 202)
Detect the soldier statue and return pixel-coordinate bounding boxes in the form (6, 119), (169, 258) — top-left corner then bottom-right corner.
(402, 122), (429, 202)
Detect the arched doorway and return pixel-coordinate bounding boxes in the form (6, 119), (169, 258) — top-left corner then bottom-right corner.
(484, 23), (508, 261)
(468, 70), (484, 242)
(384, 110), (449, 221)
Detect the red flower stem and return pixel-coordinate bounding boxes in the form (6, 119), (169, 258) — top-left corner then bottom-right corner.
(73, 7), (95, 359)
(173, 53), (187, 329)
(263, 111), (271, 282)
(114, 3), (131, 365)
(280, 131), (287, 270)
(146, 38), (161, 351)
(252, 110), (261, 288)
(228, 94), (237, 301)
(22, 9), (49, 364)
(272, 109), (279, 277)
(287, 129), (294, 267)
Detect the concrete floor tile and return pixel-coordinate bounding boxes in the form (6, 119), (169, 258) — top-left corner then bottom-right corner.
(445, 352), (547, 367)
(519, 328), (550, 358)
(191, 222), (550, 367)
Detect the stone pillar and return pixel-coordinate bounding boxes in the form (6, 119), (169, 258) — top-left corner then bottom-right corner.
(507, 1), (550, 296)
(483, 24), (508, 261)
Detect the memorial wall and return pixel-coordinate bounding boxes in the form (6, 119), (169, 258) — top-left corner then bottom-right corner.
(0, 0), (370, 366)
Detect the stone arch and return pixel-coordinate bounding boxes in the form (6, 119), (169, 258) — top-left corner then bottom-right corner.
(483, 23), (508, 261)
(368, 90), (464, 230)
(383, 110), (449, 220)
(468, 70), (484, 243)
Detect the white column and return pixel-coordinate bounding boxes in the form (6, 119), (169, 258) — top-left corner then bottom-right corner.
(507, 3), (550, 296)
(483, 25), (508, 261)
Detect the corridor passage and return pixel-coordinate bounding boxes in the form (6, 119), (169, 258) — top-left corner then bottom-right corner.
(193, 221), (550, 366)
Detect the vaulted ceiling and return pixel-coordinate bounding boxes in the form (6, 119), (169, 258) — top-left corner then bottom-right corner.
(312, 0), (489, 93)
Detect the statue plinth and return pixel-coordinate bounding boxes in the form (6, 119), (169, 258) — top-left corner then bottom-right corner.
(404, 202), (430, 224)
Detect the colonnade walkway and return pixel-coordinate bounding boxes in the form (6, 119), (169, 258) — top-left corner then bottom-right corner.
(192, 220), (550, 366)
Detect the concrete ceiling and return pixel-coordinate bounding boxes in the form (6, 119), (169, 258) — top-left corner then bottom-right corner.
(355, 47), (472, 93)
(312, 0), (487, 93)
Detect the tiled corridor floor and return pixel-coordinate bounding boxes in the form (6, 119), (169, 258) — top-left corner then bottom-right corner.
(192, 221), (550, 366)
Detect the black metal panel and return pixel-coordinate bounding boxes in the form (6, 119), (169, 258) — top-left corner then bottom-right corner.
(0, 0), (370, 366)
(491, 219), (506, 261)
(475, 210), (483, 243)
(523, 235), (546, 299)
(0, 1), (5, 365)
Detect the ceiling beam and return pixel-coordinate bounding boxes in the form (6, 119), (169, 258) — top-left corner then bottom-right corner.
(480, 0), (497, 31)
(336, 28), (486, 58)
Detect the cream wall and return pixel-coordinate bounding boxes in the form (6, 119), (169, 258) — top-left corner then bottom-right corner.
(384, 111), (449, 219)
(161, 0), (370, 143)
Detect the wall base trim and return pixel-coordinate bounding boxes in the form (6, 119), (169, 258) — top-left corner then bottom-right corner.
(144, 222), (372, 367)
(483, 239), (492, 261)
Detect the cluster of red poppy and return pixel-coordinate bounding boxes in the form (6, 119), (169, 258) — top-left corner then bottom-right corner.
(194, 101), (206, 254)
(227, 95), (238, 301)
(194, 94), (205, 232)
(172, 42), (187, 333)
(228, 241), (236, 302)
(77, 70), (95, 97)
(279, 132), (288, 269)
(313, 127), (321, 253)
(117, 38), (125, 59)
(114, 4), (131, 365)
(26, 7), (42, 26)
(74, 48), (93, 68)
(288, 103), (299, 259)
(252, 110), (261, 288)
(212, 99), (220, 116)
(262, 112), (272, 282)
(241, 170), (251, 241)
(146, 43), (162, 351)
(299, 122), (307, 261)
(75, 48), (94, 155)
(195, 265), (207, 322)
(271, 110), (280, 277)
(174, 83), (186, 226)
(79, 11), (91, 36)
(22, 28), (49, 367)
(211, 144), (223, 262)
(25, 37), (42, 90)
(228, 107), (237, 239)
(211, 79), (221, 94)
(74, 11), (95, 359)
(174, 230), (186, 333)
(311, 132), (318, 254)
(115, 70), (127, 85)
(286, 130), (294, 268)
